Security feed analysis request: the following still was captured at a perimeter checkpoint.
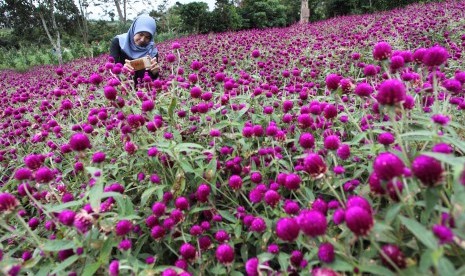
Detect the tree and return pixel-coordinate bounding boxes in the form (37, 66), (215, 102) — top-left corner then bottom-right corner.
(239, 0), (287, 29)
(175, 2), (211, 34)
(211, 0), (242, 32)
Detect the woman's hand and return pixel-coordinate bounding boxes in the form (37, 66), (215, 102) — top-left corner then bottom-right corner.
(124, 59), (134, 72)
(150, 57), (160, 74)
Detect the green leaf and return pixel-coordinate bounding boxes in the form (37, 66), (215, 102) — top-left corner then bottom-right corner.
(257, 252), (275, 263)
(218, 210), (237, 223)
(42, 240), (75, 251)
(360, 264), (395, 276)
(45, 200), (82, 212)
(168, 97), (177, 121)
(82, 262), (100, 276)
(89, 178), (104, 212)
(174, 143), (204, 151)
(278, 252), (290, 271)
(51, 255), (79, 274)
(328, 259), (354, 272)
(424, 187), (440, 220)
(437, 257), (456, 276)
(423, 152), (465, 167)
(385, 203), (402, 225)
(399, 216), (437, 249)
(140, 186), (159, 207)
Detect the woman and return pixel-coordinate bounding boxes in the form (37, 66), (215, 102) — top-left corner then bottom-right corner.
(110, 15), (160, 85)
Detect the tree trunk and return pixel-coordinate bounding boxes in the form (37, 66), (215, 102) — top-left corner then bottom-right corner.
(300, 0), (310, 23)
(38, 3), (63, 65)
(114, 0), (124, 22)
(77, 0), (89, 47)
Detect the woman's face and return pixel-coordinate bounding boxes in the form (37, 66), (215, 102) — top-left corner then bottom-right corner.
(133, 32), (151, 47)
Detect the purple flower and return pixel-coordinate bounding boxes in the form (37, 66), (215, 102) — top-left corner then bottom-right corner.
(250, 217), (266, 232)
(69, 133), (91, 151)
(24, 154), (44, 170)
(268, 244), (279, 254)
(151, 202), (166, 216)
(432, 143), (453, 154)
(150, 226), (165, 240)
(318, 243), (335, 263)
(0, 193), (19, 214)
(35, 166), (55, 183)
(325, 74), (342, 90)
(373, 152), (405, 180)
(423, 46), (448, 67)
(175, 196), (189, 210)
(432, 224), (454, 244)
(380, 244), (406, 270)
(324, 135), (340, 150)
(304, 153), (327, 177)
(297, 209), (327, 237)
(74, 210), (93, 233)
(104, 86), (117, 100)
(264, 190), (280, 207)
(92, 152), (106, 163)
(377, 132), (395, 145)
(118, 239), (132, 251)
(431, 114), (450, 126)
(337, 144), (351, 160)
(180, 243), (197, 261)
(376, 79), (406, 106)
(345, 206), (374, 236)
(196, 184), (211, 203)
(412, 155), (443, 186)
(346, 196), (372, 214)
(373, 42), (392, 60)
(14, 168), (32, 181)
(109, 260), (119, 276)
(216, 243), (234, 264)
(229, 175), (243, 190)
(276, 217), (300, 242)
(299, 133), (315, 149)
(355, 82), (373, 97)
(285, 173), (301, 190)
(115, 220), (133, 236)
(58, 210), (76, 226)
(245, 258), (259, 276)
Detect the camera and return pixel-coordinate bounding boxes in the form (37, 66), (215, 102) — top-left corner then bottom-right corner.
(130, 56), (151, 71)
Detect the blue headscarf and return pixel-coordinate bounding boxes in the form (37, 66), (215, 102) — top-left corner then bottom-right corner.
(116, 15), (158, 59)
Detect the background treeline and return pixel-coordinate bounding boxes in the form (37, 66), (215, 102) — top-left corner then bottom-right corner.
(0, 0), (441, 70)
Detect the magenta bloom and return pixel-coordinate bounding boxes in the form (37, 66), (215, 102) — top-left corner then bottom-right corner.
(380, 244), (407, 270)
(276, 217), (300, 242)
(245, 258), (259, 276)
(297, 209), (327, 237)
(215, 243), (234, 264)
(377, 132), (395, 145)
(373, 152), (405, 181)
(115, 220), (133, 236)
(318, 243), (335, 263)
(431, 114), (450, 126)
(355, 82), (373, 97)
(303, 153), (327, 177)
(373, 42), (392, 60)
(180, 243), (197, 261)
(92, 152), (106, 163)
(24, 154), (44, 170)
(299, 133), (315, 149)
(229, 175), (243, 190)
(345, 206), (374, 236)
(58, 210), (76, 226)
(324, 135), (340, 150)
(423, 46), (448, 67)
(14, 168), (32, 181)
(69, 133), (91, 151)
(0, 193), (19, 214)
(325, 74), (342, 90)
(285, 173), (301, 190)
(412, 155), (443, 186)
(376, 79), (406, 106)
(35, 167), (55, 183)
(109, 260), (119, 276)
(432, 224), (454, 244)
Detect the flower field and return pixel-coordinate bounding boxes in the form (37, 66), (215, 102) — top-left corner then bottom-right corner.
(2, 1), (465, 275)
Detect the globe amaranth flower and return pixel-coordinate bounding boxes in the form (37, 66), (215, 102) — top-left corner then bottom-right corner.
(196, 184), (211, 203)
(0, 193), (20, 215)
(376, 79), (406, 106)
(91, 151), (106, 163)
(14, 168), (32, 181)
(324, 135), (340, 150)
(245, 258), (259, 276)
(69, 133), (92, 151)
(118, 239), (132, 251)
(380, 244), (407, 270)
(276, 217), (300, 242)
(74, 210), (93, 233)
(264, 190), (280, 207)
(318, 243), (335, 263)
(109, 260), (119, 276)
(423, 46), (448, 67)
(250, 217), (267, 232)
(355, 82), (373, 97)
(325, 74), (342, 91)
(377, 132), (395, 145)
(284, 173), (301, 190)
(35, 166), (55, 183)
(180, 242), (197, 261)
(229, 175), (243, 190)
(297, 209), (327, 237)
(299, 133), (315, 149)
(58, 209), (76, 226)
(115, 220), (133, 236)
(216, 243), (234, 264)
(373, 42), (392, 60)
(345, 206), (374, 236)
(432, 143), (453, 154)
(304, 153), (327, 178)
(432, 224), (454, 244)
(412, 155), (443, 187)
(373, 152), (405, 181)
(431, 114), (450, 126)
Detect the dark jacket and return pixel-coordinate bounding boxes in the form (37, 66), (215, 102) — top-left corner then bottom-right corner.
(110, 37), (159, 85)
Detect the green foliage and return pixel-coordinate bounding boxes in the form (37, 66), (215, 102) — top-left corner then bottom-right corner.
(240, 0), (288, 29)
(176, 2), (212, 34)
